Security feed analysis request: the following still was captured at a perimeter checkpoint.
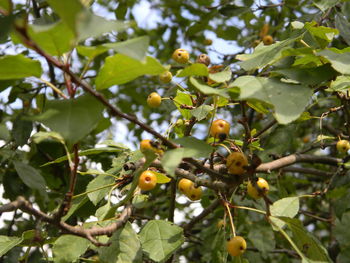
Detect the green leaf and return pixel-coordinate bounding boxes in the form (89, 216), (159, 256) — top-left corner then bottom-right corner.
(76, 45), (108, 59)
(328, 75), (350, 94)
(132, 194), (149, 209)
(281, 217), (331, 262)
(236, 33), (303, 70)
(0, 55), (42, 80)
(139, 220), (184, 262)
(53, 235), (90, 263)
(189, 77), (229, 99)
(32, 131), (65, 145)
(28, 21), (75, 56)
(0, 236), (22, 256)
(317, 48), (350, 74)
(334, 211), (350, 248)
(313, 0), (339, 12)
(335, 13), (350, 45)
(208, 66), (232, 83)
(176, 63), (209, 77)
(98, 222), (142, 263)
(190, 105), (214, 121)
(270, 197), (300, 230)
(104, 36), (150, 61)
(86, 174), (115, 205)
(13, 161), (47, 199)
(173, 90), (193, 120)
(96, 54), (166, 90)
(304, 21), (338, 47)
(210, 228), (228, 262)
(47, 0), (128, 41)
(0, 0), (11, 12)
(11, 116), (32, 146)
(47, 0), (84, 32)
(34, 94), (104, 145)
(232, 76), (313, 124)
(76, 11), (128, 42)
(218, 4), (250, 16)
(273, 64), (337, 85)
(161, 137), (212, 175)
(0, 124), (10, 141)
(248, 226), (276, 254)
(153, 172), (171, 184)
(61, 196), (88, 222)
(41, 147), (122, 166)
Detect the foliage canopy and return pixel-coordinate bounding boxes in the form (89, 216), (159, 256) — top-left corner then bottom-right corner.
(1, 0), (350, 262)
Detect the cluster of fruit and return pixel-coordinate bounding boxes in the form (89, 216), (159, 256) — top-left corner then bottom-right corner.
(146, 48), (209, 109)
(138, 48), (275, 258)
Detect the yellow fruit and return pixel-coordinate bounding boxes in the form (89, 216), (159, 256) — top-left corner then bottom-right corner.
(147, 92), (162, 108)
(172, 48), (190, 64)
(247, 177), (269, 199)
(336, 140), (350, 153)
(140, 139), (154, 152)
(187, 185), (202, 201)
(262, 35), (273, 45)
(226, 152), (248, 175)
(226, 236), (247, 257)
(259, 23), (270, 38)
(178, 178), (193, 194)
(210, 119), (230, 140)
(138, 170), (157, 191)
(159, 71), (172, 83)
(203, 38), (213, 45)
(196, 54), (211, 66)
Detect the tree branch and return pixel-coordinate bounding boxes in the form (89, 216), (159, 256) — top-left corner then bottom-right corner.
(0, 197), (133, 247)
(183, 199), (221, 232)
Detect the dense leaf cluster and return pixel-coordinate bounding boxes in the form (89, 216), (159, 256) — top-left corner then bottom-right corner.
(0, 0), (350, 262)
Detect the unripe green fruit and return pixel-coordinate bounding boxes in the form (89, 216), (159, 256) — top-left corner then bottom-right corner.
(159, 71), (172, 83)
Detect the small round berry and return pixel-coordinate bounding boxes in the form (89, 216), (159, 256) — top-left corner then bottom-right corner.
(203, 38), (213, 46)
(138, 170), (157, 191)
(187, 185), (202, 201)
(226, 236), (247, 257)
(196, 54), (211, 66)
(147, 92), (162, 108)
(159, 71), (172, 83)
(247, 177), (269, 199)
(178, 178), (193, 194)
(303, 135), (311, 143)
(172, 48), (190, 64)
(262, 35), (273, 45)
(226, 152), (248, 175)
(210, 119), (230, 140)
(336, 140), (350, 154)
